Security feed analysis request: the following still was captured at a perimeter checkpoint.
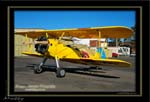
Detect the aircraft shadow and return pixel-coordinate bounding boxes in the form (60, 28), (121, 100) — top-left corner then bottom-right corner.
(27, 64), (120, 79)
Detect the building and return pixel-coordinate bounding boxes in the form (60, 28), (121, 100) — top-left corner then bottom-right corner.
(15, 28), (45, 56)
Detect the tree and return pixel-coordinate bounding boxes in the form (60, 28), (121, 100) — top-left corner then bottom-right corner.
(124, 25), (136, 42)
(130, 25), (136, 41)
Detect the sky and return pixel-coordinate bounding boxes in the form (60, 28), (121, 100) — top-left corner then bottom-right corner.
(14, 10), (135, 30)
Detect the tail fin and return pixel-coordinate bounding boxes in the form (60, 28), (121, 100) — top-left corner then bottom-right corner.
(94, 52), (101, 59)
(94, 47), (107, 59)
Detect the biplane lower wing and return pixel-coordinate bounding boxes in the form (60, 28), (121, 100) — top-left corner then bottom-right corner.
(22, 52), (44, 57)
(22, 52), (55, 58)
(22, 52), (131, 67)
(60, 58), (131, 67)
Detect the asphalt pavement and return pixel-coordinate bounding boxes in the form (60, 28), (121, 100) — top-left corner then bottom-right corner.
(14, 56), (136, 93)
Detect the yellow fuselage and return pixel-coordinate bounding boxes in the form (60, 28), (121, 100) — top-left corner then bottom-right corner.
(47, 39), (82, 59)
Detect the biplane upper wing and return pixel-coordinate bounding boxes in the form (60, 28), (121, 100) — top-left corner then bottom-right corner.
(60, 57), (131, 67)
(15, 26), (133, 39)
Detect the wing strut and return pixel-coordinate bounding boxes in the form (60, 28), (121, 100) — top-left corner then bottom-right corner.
(46, 32), (49, 38)
(59, 32), (65, 40)
(94, 31), (102, 59)
(98, 31), (101, 48)
(97, 31), (107, 59)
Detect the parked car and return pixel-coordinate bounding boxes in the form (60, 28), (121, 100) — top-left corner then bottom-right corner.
(112, 53), (118, 57)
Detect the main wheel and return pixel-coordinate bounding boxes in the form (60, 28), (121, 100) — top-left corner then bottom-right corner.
(56, 68), (66, 78)
(34, 65), (43, 74)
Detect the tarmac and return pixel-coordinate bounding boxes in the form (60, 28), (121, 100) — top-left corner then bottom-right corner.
(14, 56), (136, 93)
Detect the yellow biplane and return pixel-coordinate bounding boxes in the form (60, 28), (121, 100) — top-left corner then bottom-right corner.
(15, 26), (133, 78)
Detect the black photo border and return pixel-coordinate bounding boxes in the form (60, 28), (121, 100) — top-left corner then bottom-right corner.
(1, 1), (149, 102)
(10, 6), (141, 96)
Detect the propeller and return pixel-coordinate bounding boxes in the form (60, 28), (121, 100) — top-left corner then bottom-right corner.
(34, 36), (49, 54)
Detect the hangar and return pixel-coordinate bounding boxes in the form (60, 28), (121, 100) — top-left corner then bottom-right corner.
(14, 28), (45, 56)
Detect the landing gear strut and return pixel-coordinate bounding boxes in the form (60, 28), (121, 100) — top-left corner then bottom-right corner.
(55, 56), (66, 78)
(34, 57), (47, 74)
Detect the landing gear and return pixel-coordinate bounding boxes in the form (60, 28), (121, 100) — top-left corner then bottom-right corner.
(56, 68), (66, 78)
(34, 57), (47, 74)
(33, 56), (66, 78)
(55, 56), (66, 78)
(34, 65), (43, 74)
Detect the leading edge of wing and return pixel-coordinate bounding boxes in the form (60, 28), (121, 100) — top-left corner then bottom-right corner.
(21, 52), (44, 57)
(60, 58), (132, 67)
(15, 26), (133, 39)
(21, 52), (54, 59)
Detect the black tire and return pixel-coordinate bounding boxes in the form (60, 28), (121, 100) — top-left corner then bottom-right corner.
(34, 65), (43, 74)
(56, 68), (66, 78)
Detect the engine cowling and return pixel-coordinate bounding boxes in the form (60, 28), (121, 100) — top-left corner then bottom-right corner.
(35, 36), (48, 54)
